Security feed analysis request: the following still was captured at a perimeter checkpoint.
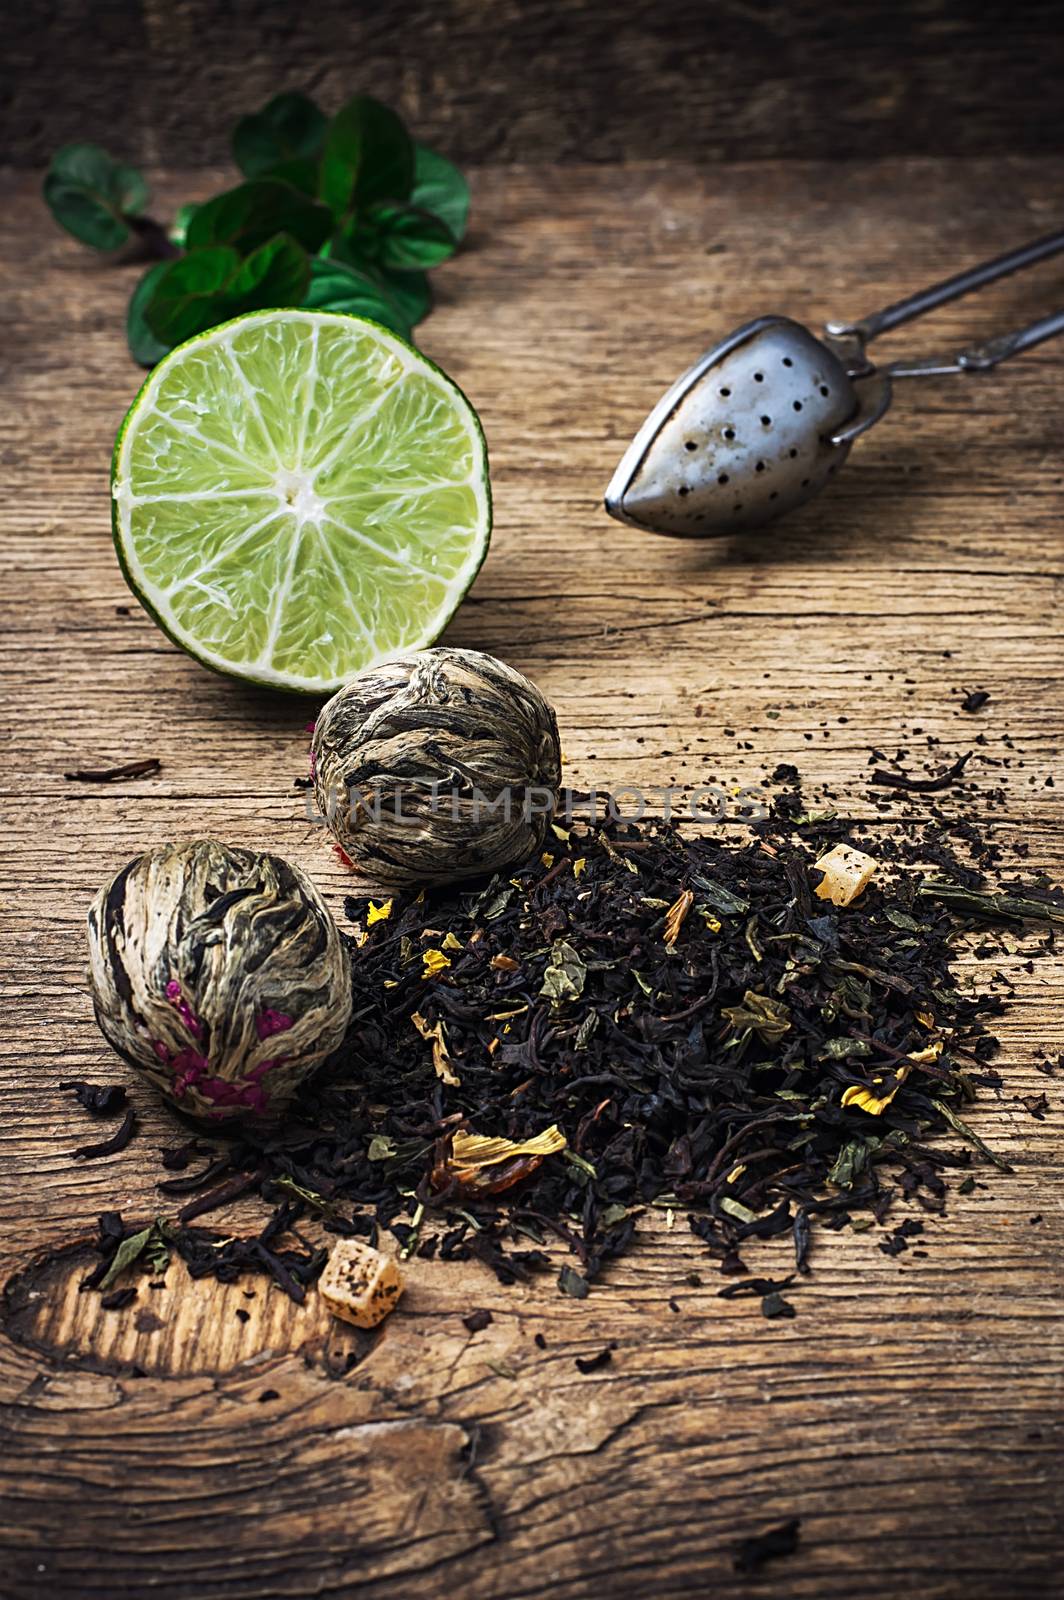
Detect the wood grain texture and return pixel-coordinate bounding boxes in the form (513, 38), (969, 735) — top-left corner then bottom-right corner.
(1, 156), (1064, 1599)
(5, 0), (1064, 168)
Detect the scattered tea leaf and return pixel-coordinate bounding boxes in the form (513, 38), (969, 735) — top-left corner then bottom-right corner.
(558, 1265), (589, 1299)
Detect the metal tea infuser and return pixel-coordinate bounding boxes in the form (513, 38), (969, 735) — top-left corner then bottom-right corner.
(605, 228), (1064, 536)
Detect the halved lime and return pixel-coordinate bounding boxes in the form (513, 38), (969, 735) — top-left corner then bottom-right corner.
(111, 309), (491, 692)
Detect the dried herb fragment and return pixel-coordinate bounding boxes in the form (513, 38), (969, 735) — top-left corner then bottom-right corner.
(100, 1286), (138, 1311)
(64, 757), (161, 783)
(74, 1106), (136, 1160)
(60, 1080), (128, 1116)
(575, 1345), (614, 1373)
(722, 991), (792, 1045)
(870, 752), (972, 792)
(760, 1291), (796, 1320)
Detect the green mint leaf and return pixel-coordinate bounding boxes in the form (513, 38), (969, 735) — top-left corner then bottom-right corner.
(145, 235), (310, 346)
(319, 95), (414, 218)
(411, 144), (469, 241)
(43, 143), (149, 251)
(224, 232), (311, 312)
(127, 260), (173, 366)
(186, 180), (332, 256)
(169, 203), (199, 250)
(145, 246), (241, 344)
(232, 91), (327, 181)
(377, 268), (433, 325)
(327, 234), (433, 326)
(303, 257), (412, 340)
(363, 203), (457, 270)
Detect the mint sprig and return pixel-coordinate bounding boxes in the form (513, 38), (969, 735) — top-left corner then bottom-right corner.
(43, 92), (470, 365)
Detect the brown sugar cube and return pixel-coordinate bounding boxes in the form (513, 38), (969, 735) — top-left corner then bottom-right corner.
(318, 1239), (404, 1328)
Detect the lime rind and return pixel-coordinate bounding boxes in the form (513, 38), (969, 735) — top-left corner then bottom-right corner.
(111, 309), (491, 693)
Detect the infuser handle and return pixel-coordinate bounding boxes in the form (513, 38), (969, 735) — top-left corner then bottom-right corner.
(826, 227), (1064, 344)
(883, 307), (1064, 377)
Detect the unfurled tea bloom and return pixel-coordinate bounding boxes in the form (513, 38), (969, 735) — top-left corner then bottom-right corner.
(312, 647), (562, 887)
(86, 840), (352, 1122)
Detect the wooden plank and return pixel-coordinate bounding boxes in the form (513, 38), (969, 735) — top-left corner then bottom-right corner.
(7, 0), (1064, 167)
(1, 156), (1063, 1598)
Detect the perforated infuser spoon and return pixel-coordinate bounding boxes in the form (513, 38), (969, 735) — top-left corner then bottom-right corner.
(605, 228), (1064, 537)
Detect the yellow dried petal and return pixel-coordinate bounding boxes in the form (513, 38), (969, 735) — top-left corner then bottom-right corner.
(908, 1041), (943, 1064)
(541, 852), (555, 868)
(664, 889), (694, 948)
(451, 1124), (567, 1170)
(422, 948), (451, 978)
(573, 858), (587, 879)
(412, 1010), (460, 1086)
(367, 899), (393, 926)
(841, 1083), (897, 1115)
(726, 1163), (746, 1184)
(442, 932), (463, 951)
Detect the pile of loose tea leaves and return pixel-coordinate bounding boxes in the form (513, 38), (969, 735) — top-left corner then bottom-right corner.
(80, 764), (1062, 1308)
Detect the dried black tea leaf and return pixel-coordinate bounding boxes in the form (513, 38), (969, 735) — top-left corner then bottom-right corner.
(74, 1106), (136, 1160)
(60, 1080), (128, 1116)
(64, 747), (1060, 1320)
(100, 1286), (138, 1311)
(575, 1345), (614, 1373)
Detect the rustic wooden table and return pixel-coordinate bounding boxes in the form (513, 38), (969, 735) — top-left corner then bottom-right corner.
(2, 157), (1063, 1599)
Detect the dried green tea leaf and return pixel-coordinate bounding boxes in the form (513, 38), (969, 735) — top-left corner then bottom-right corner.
(558, 1265), (589, 1299)
(574, 1011), (599, 1049)
(367, 1135), (398, 1162)
(99, 1225), (153, 1291)
(540, 940), (587, 1005)
(818, 1036), (873, 1061)
(827, 1139), (869, 1189)
(919, 880), (1064, 927)
(689, 873), (750, 916)
(722, 991), (792, 1045)
(931, 1099), (1014, 1170)
(884, 907), (925, 933)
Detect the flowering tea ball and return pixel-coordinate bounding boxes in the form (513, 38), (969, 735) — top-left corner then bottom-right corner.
(312, 647), (562, 886)
(86, 839), (352, 1122)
